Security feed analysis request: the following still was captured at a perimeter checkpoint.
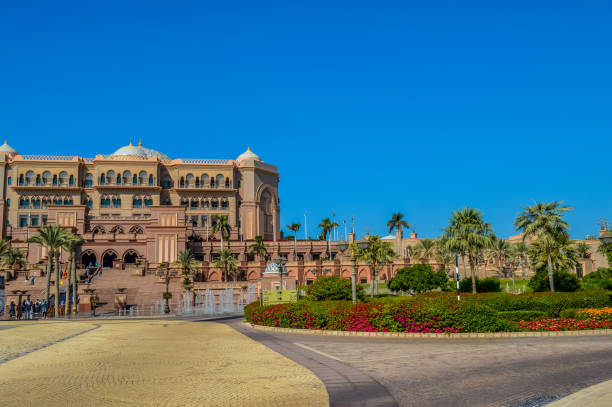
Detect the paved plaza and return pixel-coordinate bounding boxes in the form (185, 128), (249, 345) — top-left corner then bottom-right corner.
(1, 318), (611, 406)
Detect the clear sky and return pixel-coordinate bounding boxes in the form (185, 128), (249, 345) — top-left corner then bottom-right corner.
(1, 1), (610, 240)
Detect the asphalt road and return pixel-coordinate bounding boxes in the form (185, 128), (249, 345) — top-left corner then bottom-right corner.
(228, 320), (612, 407)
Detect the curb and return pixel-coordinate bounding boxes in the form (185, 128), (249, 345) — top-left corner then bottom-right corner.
(247, 323), (612, 339)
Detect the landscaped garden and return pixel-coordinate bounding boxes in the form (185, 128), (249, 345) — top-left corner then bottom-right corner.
(246, 274), (612, 334)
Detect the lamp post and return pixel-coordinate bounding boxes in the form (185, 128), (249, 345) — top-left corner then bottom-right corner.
(157, 265), (177, 314)
(272, 255), (287, 290)
(455, 254), (460, 301)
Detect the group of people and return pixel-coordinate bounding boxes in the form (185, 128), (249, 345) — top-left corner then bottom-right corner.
(8, 298), (48, 320)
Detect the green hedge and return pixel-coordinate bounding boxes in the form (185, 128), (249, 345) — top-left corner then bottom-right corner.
(459, 277), (502, 293)
(497, 310), (546, 321)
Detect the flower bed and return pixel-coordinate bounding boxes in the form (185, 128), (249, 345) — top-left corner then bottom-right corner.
(515, 318), (612, 331)
(245, 291), (612, 334)
(576, 307), (612, 321)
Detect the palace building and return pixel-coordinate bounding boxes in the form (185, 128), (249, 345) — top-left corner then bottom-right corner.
(0, 141), (280, 268)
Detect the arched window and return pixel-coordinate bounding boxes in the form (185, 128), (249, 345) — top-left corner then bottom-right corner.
(107, 170), (115, 184)
(180, 198), (188, 207)
(210, 177), (215, 188)
(133, 174), (138, 185)
(42, 171), (51, 185)
(33, 197), (41, 209)
(225, 177), (231, 188)
(112, 196), (121, 208)
(100, 173), (106, 185)
(35, 174), (41, 186)
(201, 174), (209, 188)
(85, 173), (93, 188)
(162, 175), (171, 189)
(18, 174), (24, 186)
(221, 199), (229, 209)
(144, 196), (153, 207)
(85, 197), (93, 208)
(7, 176), (11, 186)
(52, 175), (58, 186)
(202, 199), (209, 209)
(123, 170), (131, 184)
(129, 225), (144, 234)
(42, 197), (49, 209)
(132, 196), (143, 208)
(180, 177), (185, 188)
(190, 199), (199, 209)
(116, 174), (121, 184)
(186, 174), (194, 188)
(111, 225), (124, 234)
(63, 196), (72, 205)
(6, 198), (9, 207)
(211, 199), (219, 209)
(59, 171), (68, 185)
(54, 196), (62, 205)
(139, 171), (147, 185)
(69, 175), (74, 186)
(25, 171), (34, 185)
(92, 225), (106, 235)
(216, 174), (224, 189)
(148, 174), (154, 186)
(195, 177), (200, 188)
(101, 195), (110, 208)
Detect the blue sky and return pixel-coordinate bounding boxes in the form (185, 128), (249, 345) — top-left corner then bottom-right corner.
(1, 1), (610, 239)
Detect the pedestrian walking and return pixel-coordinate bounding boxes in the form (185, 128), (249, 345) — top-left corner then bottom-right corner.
(24, 299), (32, 320)
(42, 300), (48, 319)
(30, 275), (35, 285)
(17, 301), (23, 320)
(8, 301), (16, 319)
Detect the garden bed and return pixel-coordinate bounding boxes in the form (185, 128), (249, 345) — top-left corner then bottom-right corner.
(245, 290), (612, 334)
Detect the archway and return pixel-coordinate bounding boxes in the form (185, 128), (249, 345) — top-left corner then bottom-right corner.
(102, 250), (118, 268)
(123, 250), (139, 264)
(81, 251), (97, 268)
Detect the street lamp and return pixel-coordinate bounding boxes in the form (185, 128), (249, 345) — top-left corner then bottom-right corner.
(272, 255), (287, 290)
(157, 265), (178, 314)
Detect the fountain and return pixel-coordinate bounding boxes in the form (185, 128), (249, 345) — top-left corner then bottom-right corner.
(181, 291), (193, 314)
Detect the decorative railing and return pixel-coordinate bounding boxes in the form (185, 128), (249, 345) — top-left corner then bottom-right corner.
(175, 158), (232, 165)
(18, 155), (80, 161)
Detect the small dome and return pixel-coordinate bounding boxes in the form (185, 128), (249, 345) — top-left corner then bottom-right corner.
(111, 141), (169, 159)
(236, 147), (261, 162)
(0, 141), (17, 154)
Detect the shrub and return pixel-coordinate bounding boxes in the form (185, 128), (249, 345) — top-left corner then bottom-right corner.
(388, 264), (447, 293)
(498, 310), (546, 321)
(528, 269), (580, 292)
(582, 268), (612, 291)
(559, 308), (577, 319)
(459, 277), (502, 293)
(306, 275), (362, 301)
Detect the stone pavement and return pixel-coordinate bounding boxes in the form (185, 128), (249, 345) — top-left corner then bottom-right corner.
(548, 379), (612, 407)
(0, 320), (328, 406)
(233, 322), (612, 407)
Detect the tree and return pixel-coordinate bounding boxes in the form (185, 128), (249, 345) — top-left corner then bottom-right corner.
(597, 241), (612, 267)
(211, 215), (231, 250)
(433, 244), (454, 274)
(514, 201), (573, 292)
(249, 235), (268, 261)
(387, 212), (409, 235)
(412, 239), (436, 264)
(528, 234), (577, 277)
(286, 222), (301, 260)
(174, 249), (200, 283)
(62, 233), (83, 317)
(318, 218), (338, 259)
(388, 264), (446, 293)
(353, 235), (396, 296)
(443, 207), (494, 293)
(511, 242), (530, 278)
(213, 248), (239, 282)
(488, 237), (511, 276)
(574, 242), (591, 278)
(2, 247), (26, 275)
(28, 225), (69, 316)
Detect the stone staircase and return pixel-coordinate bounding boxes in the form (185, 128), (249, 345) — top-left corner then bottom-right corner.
(86, 269), (183, 314)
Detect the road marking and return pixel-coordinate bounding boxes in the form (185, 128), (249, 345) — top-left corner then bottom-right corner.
(294, 342), (343, 361)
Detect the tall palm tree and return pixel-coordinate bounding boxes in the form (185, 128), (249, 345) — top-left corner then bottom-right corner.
(29, 225), (69, 316)
(173, 249), (201, 281)
(412, 238), (436, 264)
(249, 235), (268, 261)
(528, 234), (577, 279)
(574, 242), (591, 277)
(387, 212), (408, 256)
(512, 241), (529, 278)
(211, 215), (231, 250)
(62, 233), (83, 317)
(514, 201), (573, 292)
(488, 237), (511, 276)
(213, 248), (238, 282)
(354, 235), (396, 296)
(434, 245), (454, 274)
(286, 222), (301, 260)
(444, 207), (494, 293)
(318, 218), (338, 259)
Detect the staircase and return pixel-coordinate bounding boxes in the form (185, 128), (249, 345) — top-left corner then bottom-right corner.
(85, 269), (183, 314)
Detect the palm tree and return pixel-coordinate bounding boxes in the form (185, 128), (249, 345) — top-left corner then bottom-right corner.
(354, 235), (396, 296)
(488, 237), (511, 276)
(574, 242), (591, 277)
(514, 201), (573, 292)
(174, 249), (200, 282)
(412, 238), (436, 264)
(387, 212), (408, 256)
(29, 225), (69, 316)
(249, 235), (268, 261)
(2, 246), (26, 276)
(211, 215), (231, 250)
(213, 248), (239, 281)
(318, 218), (338, 259)
(286, 223), (301, 260)
(434, 244), (454, 274)
(528, 234), (577, 279)
(444, 207), (494, 293)
(62, 233), (83, 317)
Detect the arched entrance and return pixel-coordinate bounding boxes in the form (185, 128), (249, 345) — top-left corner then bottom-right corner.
(123, 250), (139, 264)
(81, 251), (97, 267)
(102, 250), (118, 268)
